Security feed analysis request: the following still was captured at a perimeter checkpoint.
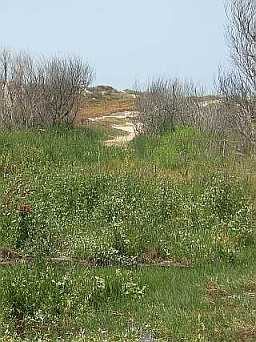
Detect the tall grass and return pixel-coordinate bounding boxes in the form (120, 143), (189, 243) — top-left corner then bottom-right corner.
(0, 125), (256, 340)
(0, 126), (254, 263)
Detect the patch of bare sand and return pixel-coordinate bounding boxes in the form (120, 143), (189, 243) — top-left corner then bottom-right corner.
(104, 122), (136, 146)
(89, 111), (138, 146)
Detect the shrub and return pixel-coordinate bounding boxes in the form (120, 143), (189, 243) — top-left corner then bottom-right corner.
(0, 49), (94, 129)
(134, 78), (199, 135)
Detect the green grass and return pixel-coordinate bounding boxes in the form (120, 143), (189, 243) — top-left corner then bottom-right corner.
(0, 125), (256, 340)
(132, 127), (236, 169)
(1, 261), (256, 341)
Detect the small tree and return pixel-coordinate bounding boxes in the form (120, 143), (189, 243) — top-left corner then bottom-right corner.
(226, 0), (256, 93)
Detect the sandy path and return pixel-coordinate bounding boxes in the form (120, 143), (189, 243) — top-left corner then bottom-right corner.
(104, 122), (136, 146)
(88, 111), (137, 146)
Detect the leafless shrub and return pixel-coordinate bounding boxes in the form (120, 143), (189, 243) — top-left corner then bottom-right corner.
(0, 49), (94, 129)
(134, 78), (202, 135)
(134, 76), (248, 156)
(196, 100), (228, 136)
(218, 70), (255, 148)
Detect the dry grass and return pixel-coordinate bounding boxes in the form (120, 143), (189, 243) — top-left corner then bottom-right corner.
(78, 98), (135, 124)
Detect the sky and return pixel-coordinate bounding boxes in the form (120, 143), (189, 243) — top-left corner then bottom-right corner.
(0, 0), (228, 90)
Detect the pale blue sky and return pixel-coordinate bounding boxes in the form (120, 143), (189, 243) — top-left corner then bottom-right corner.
(0, 0), (227, 90)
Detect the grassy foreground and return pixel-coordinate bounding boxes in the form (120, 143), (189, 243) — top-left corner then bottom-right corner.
(0, 126), (256, 340)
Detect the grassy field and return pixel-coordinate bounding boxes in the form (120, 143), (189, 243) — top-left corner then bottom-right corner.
(0, 123), (256, 341)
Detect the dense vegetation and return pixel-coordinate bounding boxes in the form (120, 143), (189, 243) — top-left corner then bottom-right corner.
(0, 125), (256, 340)
(0, 127), (254, 264)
